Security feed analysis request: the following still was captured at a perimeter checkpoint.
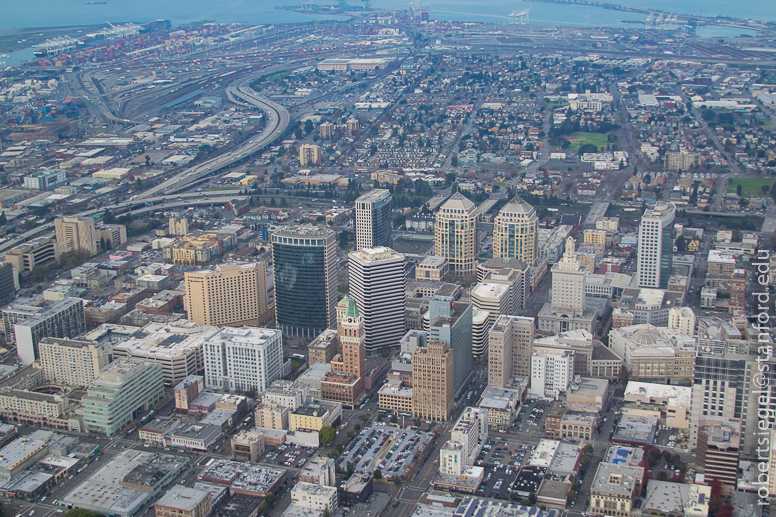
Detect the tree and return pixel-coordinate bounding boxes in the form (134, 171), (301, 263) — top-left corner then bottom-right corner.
(0, 211), (6, 226)
(566, 489), (577, 503)
(675, 235), (687, 253)
(144, 154), (151, 167)
(391, 415), (398, 424)
(584, 444), (594, 455)
(100, 237), (106, 251)
(414, 418), (422, 428)
(347, 461), (355, 478)
(578, 143), (598, 154)
(304, 119), (314, 135)
(294, 127), (303, 140)
(319, 426), (336, 446)
(265, 492), (276, 507)
(359, 414), (371, 422)
(374, 468), (383, 480)
(393, 476), (402, 485)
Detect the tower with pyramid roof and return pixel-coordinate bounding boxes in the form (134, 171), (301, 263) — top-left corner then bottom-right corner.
(339, 298), (365, 379)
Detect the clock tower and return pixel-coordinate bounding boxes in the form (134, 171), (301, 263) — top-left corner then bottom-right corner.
(340, 298), (365, 379)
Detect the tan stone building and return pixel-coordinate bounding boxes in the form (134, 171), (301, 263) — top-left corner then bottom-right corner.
(185, 261), (269, 327)
(590, 463), (643, 516)
(488, 315), (535, 388)
(38, 338), (110, 388)
(95, 224), (127, 250)
(55, 216), (96, 256)
(435, 193), (477, 280)
(412, 340), (454, 421)
(254, 403), (289, 431)
(299, 144), (322, 166)
(308, 329), (339, 365)
(378, 379), (413, 415)
(560, 412), (597, 441)
(5, 236), (64, 272)
(231, 430), (265, 463)
(163, 232), (236, 266)
(583, 229), (608, 246)
(493, 197), (538, 266)
(154, 486), (212, 517)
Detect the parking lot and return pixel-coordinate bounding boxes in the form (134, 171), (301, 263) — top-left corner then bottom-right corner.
(514, 399), (549, 433)
(338, 423), (432, 479)
(467, 440), (537, 501)
(262, 444), (316, 468)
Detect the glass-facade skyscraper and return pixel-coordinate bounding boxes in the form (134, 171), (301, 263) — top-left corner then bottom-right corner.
(272, 226), (337, 338)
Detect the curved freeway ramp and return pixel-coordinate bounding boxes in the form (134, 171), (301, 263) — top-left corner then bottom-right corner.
(138, 84), (289, 199)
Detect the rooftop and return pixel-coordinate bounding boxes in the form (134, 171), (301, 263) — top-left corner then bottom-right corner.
(624, 381), (692, 407)
(155, 485), (210, 511)
(439, 193), (476, 214)
(199, 460), (285, 494)
(591, 462), (643, 496)
(0, 438), (46, 471)
(528, 440), (561, 469)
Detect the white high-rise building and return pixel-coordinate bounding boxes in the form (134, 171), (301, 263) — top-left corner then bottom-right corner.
(203, 327), (284, 393)
(348, 247), (406, 354)
(668, 307), (696, 336)
(551, 236), (586, 314)
(354, 189), (392, 251)
(529, 348), (574, 399)
(637, 202), (676, 289)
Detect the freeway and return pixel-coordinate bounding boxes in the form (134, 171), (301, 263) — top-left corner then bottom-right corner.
(139, 83), (289, 199)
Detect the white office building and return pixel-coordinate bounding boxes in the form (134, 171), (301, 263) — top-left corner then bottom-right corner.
(348, 247), (406, 353)
(637, 202), (676, 289)
(529, 348), (574, 399)
(204, 327), (284, 393)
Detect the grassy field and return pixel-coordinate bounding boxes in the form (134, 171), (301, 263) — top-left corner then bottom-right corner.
(564, 132), (609, 151)
(726, 177), (775, 196)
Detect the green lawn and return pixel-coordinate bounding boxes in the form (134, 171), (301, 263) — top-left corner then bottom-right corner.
(726, 177), (775, 196)
(564, 131), (609, 151)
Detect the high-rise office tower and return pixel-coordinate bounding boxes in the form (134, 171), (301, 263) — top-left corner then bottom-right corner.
(335, 299), (366, 379)
(429, 294), (472, 392)
(203, 327), (284, 393)
(185, 261), (269, 327)
(435, 193), (477, 280)
(470, 282), (510, 358)
(55, 216), (96, 256)
(354, 189), (393, 251)
(348, 247), (405, 353)
(272, 226), (337, 338)
(493, 197), (538, 265)
(488, 315), (535, 388)
(412, 340), (454, 422)
(637, 201), (676, 289)
(0, 263), (17, 306)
